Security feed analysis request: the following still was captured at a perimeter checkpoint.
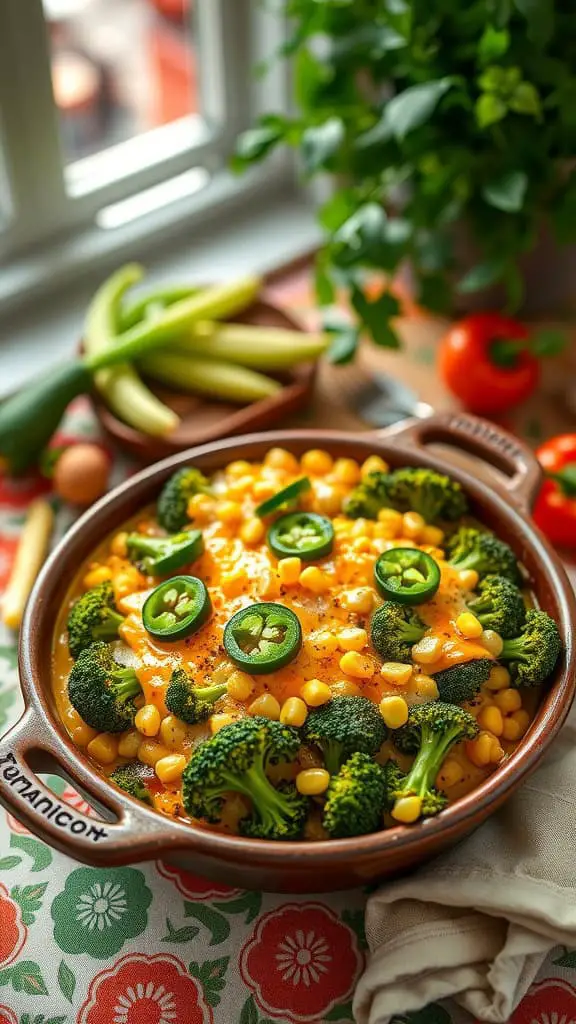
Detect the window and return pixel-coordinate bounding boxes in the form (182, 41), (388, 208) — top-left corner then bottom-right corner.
(0, 0), (292, 312)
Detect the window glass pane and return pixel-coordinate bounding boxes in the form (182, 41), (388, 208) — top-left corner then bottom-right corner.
(43, 0), (199, 164)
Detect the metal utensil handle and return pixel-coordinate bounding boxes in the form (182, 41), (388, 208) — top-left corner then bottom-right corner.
(0, 708), (182, 865)
(379, 412), (542, 510)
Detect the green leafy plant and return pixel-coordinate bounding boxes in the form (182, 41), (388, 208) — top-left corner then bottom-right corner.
(234, 0), (576, 361)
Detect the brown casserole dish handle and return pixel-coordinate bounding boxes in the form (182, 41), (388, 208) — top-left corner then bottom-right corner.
(0, 707), (186, 865)
(380, 412), (542, 511)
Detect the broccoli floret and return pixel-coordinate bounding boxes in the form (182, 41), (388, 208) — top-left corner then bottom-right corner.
(382, 759), (406, 811)
(322, 752), (386, 838)
(126, 528), (203, 576)
(343, 471), (392, 520)
(392, 703), (478, 819)
(67, 581), (125, 659)
(385, 467), (468, 523)
(109, 761), (154, 804)
(467, 575), (526, 638)
(382, 759), (447, 817)
(181, 716), (307, 841)
(446, 527), (521, 584)
(370, 602), (427, 663)
(433, 658), (494, 704)
(302, 696), (387, 775)
(165, 667), (227, 725)
(500, 609), (562, 687)
(157, 467), (212, 533)
(68, 641), (142, 733)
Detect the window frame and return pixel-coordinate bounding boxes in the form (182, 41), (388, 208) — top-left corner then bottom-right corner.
(0, 0), (297, 315)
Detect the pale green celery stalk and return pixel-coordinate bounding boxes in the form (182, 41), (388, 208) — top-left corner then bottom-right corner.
(87, 276), (262, 372)
(83, 263), (180, 437)
(119, 285), (201, 331)
(169, 321), (329, 370)
(140, 352), (281, 404)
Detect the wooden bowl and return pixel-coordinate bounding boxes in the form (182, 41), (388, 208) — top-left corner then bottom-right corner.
(89, 298), (317, 463)
(1, 413), (574, 891)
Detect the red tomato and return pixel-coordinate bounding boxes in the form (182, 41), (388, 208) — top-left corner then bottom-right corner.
(438, 313), (540, 415)
(533, 434), (576, 548)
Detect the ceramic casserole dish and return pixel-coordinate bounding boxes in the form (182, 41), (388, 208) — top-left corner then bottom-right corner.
(0, 412), (574, 893)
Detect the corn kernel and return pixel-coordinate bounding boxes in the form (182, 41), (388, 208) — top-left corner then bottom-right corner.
(239, 517), (265, 546)
(339, 651), (375, 679)
(485, 665), (511, 691)
(421, 545), (445, 561)
(296, 768), (330, 796)
(482, 629), (504, 657)
(253, 480), (277, 501)
(264, 447), (299, 473)
(216, 500), (242, 523)
(155, 754), (187, 784)
(361, 455), (389, 478)
(414, 675), (439, 700)
(138, 740), (170, 766)
(457, 569), (480, 591)
(332, 458), (361, 486)
(248, 693), (281, 720)
(159, 714), (188, 749)
(437, 758), (464, 788)
(280, 697), (308, 728)
(489, 738), (505, 763)
(466, 732), (493, 768)
(312, 482), (344, 516)
(210, 713), (237, 734)
(352, 536), (372, 553)
(278, 556), (302, 586)
(227, 475), (255, 500)
(377, 508), (403, 534)
(299, 566), (331, 593)
(187, 493), (214, 521)
(227, 459), (253, 478)
(392, 795), (422, 823)
(301, 679), (332, 706)
(110, 532), (128, 557)
(477, 705), (504, 737)
(338, 588), (375, 614)
(338, 627), (368, 652)
(331, 680), (361, 697)
(135, 704), (161, 737)
(227, 670), (254, 702)
(402, 511), (425, 540)
(380, 695), (409, 729)
(350, 518), (374, 539)
(421, 525), (444, 546)
(301, 449), (333, 476)
(455, 612), (484, 639)
(87, 733), (118, 766)
(380, 662), (413, 687)
(412, 636), (443, 665)
(493, 688), (522, 715)
(510, 709), (530, 736)
(83, 565), (112, 589)
(307, 631), (339, 656)
(502, 718), (522, 742)
(118, 729), (142, 758)
(114, 568), (145, 600)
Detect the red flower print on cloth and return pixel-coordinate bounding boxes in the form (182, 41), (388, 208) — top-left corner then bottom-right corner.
(0, 1005), (18, 1024)
(240, 902), (363, 1023)
(156, 860), (240, 901)
(78, 952), (213, 1024)
(0, 883), (27, 968)
(507, 977), (576, 1024)
(0, 474), (50, 511)
(7, 782), (93, 834)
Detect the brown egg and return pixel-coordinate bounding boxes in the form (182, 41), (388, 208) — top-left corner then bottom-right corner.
(53, 444), (110, 507)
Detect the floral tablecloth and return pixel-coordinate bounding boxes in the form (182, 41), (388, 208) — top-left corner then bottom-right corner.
(1, 271), (576, 1023)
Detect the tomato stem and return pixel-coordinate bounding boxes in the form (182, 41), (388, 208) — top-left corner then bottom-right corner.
(547, 464), (576, 498)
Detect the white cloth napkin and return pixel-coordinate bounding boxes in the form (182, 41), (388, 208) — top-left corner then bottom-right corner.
(353, 705), (576, 1024)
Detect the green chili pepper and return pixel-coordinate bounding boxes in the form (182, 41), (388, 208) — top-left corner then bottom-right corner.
(374, 547), (441, 605)
(267, 512), (334, 561)
(255, 477), (311, 518)
(223, 602), (302, 673)
(142, 575), (212, 641)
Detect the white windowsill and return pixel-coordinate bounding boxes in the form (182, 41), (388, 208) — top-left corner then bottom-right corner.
(0, 191), (321, 399)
